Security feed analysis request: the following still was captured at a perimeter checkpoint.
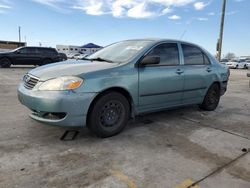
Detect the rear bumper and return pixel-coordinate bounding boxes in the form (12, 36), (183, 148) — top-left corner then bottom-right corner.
(17, 84), (97, 127)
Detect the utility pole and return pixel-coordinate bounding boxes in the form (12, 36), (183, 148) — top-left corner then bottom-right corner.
(217, 0), (227, 61)
(18, 26), (21, 42)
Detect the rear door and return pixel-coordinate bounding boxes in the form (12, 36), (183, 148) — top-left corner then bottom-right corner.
(138, 42), (184, 112)
(181, 43), (214, 105)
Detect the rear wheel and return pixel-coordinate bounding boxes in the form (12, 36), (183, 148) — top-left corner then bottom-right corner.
(244, 64), (247, 69)
(41, 59), (52, 66)
(0, 58), (11, 68)
(199, 84), (220, 111)
(87, 92), (130, 138)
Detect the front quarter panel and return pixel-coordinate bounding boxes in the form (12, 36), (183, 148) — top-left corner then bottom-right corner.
(76, 62), (139, 106)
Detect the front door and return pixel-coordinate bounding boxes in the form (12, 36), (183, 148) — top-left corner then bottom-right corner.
(138, 43), (184, 113)
(14, 47), (38, 65)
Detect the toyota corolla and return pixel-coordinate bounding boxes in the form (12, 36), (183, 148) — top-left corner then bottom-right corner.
(18, 39), (229, 137)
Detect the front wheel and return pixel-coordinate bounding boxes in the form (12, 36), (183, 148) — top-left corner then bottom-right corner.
(87, 92), (130, 138)
(199, 84), (220, 111)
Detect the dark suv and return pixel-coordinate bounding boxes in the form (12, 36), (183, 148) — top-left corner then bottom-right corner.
(0, 47), (63, 68)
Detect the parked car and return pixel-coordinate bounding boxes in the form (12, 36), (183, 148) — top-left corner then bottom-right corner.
(18, 39), (229, 137)
(226, 59), (248, 69)
(0, 46), (61, 68)
(67, 53), (80, 59)
(246, 60), (250, 69)
(220, 59), (228, 64)
(72, 53), (81, 59)
(75, 54), (88, 60)
(58, 53), (67, 61)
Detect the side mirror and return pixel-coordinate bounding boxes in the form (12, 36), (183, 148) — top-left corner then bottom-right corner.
(16, 50), (21, 54)
(140, 55), (160, 66)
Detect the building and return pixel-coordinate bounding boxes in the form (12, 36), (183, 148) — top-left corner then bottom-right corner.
(0, 40), (26, 52)
(56, 43), (102, 55)
(240, 56), (250, 60)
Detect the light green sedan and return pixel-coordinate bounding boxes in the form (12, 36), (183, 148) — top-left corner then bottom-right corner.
(18, 39), (229, 137)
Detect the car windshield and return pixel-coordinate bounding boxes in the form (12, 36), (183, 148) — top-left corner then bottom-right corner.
(87, 40), (152, 63)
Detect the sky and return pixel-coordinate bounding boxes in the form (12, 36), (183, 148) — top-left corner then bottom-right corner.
(0, 0), (249, 57)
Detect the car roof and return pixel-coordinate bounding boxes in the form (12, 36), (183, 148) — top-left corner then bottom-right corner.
(124, 38), (199, 45)
(21, 46), (55, 49)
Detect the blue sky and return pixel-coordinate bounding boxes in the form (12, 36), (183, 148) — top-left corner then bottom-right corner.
(0, 0), (249, 56)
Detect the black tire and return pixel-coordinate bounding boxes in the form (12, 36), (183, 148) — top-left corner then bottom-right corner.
(41, 59), (52, 66)
(87, 92), (130, 138)
(0, 58), (11, 68)
(235, 65), (238, 69)
(200, 84), (220, 111)
(244, 64), (247, 69)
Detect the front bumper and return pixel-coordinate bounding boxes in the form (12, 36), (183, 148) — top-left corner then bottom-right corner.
(17, 84), (97, 127)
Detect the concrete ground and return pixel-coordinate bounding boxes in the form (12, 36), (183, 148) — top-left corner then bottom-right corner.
(0, 66), (249, 188)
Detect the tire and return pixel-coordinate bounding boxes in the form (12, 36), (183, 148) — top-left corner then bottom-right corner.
(87, 92), (130, 138)
(235, 65), (238, 69)
(244, 64), (247, 69)
(200, 84), (220, 111)
(0, 58), (11, 68)
(41, 59), (52, 66)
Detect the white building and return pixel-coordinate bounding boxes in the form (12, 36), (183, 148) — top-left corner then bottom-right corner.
(56, 43), (102, 56)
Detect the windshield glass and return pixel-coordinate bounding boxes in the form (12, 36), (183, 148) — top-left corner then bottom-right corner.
(87, 40), (152, 63)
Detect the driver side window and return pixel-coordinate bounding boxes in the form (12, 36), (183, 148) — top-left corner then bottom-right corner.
(148, 43), (180, 66)
(18, 48), (27, 54)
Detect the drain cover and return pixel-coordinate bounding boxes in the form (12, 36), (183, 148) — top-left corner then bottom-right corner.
(60, 130), (79, 141)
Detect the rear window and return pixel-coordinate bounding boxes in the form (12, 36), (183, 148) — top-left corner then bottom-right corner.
(39, 48), (57, 54)
(182, 44), (210, 65)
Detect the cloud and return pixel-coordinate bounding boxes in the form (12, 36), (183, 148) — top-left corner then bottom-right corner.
(32, 0), (212, 19)
(208, 12), (215, 16)
(127, 2), (156, 18)
(196, 17), (208, 21)
(0, 0), (12, 14)
(194, 1), (208, 10)
(168, 15), (181, 20)
(32, 0), (71, 13)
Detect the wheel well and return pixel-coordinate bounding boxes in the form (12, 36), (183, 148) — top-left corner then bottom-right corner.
(212, 81), (220, 90)
(0, 57), (12, 63)
(87, 87), (134, 124)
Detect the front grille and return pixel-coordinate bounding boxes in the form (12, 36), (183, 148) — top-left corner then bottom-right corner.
(23, 74), (39, 90)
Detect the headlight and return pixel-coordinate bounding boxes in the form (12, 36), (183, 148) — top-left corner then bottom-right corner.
(39, 76), (83, 91)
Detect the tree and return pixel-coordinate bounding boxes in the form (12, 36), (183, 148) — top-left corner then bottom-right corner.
(224, 53), (236, 60)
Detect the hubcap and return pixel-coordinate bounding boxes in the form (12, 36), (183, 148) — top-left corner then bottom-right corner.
(99, 100), (123, 129)
(208, 89), (219, 105)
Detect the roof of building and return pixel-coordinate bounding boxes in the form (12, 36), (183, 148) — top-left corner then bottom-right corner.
(80, 43), (102, 48)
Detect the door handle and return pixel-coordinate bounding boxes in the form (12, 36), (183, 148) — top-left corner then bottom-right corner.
(176, 69), (184, 75)
(206, 67), (212, 72)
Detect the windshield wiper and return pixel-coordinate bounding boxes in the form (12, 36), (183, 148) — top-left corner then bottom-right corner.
(89, 57), (114, 63)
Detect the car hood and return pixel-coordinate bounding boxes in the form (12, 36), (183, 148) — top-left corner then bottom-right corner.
(0, 51), (11, 55)
(29, 59), (119, 81)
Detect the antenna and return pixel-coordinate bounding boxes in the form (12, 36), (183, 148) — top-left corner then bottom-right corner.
(180, 30), (187, 40)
